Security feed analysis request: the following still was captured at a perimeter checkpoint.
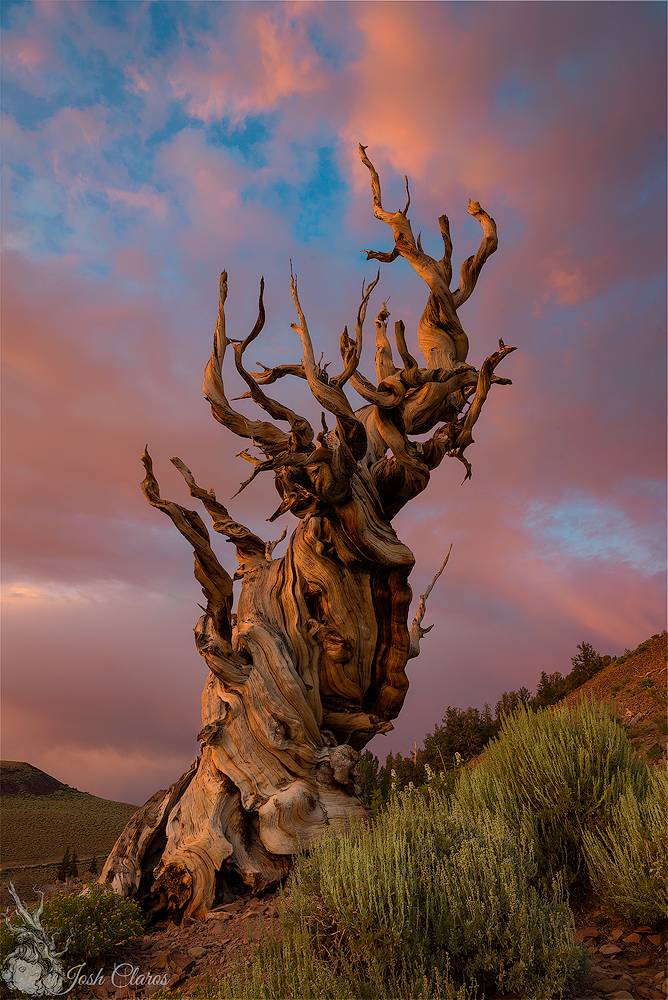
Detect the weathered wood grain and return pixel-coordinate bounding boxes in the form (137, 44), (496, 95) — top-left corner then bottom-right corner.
(101, 146), (513, 920)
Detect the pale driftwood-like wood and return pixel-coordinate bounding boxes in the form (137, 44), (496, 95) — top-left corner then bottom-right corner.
(101, 147), (514, 921)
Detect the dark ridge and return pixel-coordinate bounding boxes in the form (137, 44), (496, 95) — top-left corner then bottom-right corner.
(0, 760), (81, 797)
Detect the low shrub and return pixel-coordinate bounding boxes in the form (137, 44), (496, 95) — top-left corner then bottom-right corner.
(212, 782), (586, 1000)
(582, 766), (668, 923)
(215, 942), (472, 1000)
(41, 883), (144, 964)
(454, 699), (649, 884)
(0, 884), (143, 969)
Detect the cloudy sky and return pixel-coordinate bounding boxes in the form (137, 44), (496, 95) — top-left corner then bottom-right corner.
(2, 1), (666, 804)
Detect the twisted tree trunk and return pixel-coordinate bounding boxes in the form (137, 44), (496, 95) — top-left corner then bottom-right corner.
(101, 146), (513, 921)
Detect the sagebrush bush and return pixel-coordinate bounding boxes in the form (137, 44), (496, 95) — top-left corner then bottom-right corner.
(582, 766), (668, 923)
(213, 940), (472, 1000)
(41, 884), (143, 964)
(211, 781), (585, 1000)
(160, 700), (658, 999)
(454, 699), (649, 883)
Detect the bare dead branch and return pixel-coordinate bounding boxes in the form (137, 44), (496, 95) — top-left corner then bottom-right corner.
(438, 214), (453, 285)
(374, 301), (398, 381)
(230, 277), (314, 450)
(447, 340), (516, 480)
(408, 545), (452, 658)
(265, 526), (287, 561)
(363, 246), (400, 264)
(250, 361), (306, 385)
(141, 448), (238, 645)
(455, 340), (515, 449)
(203, 273), (290, 456)
(104, 144), (514, 924)
(394, 320), (418, 372)
(359, 146), (500, 404)
(289, 267), (367, 459)
(170, 457), (267, 573)
(6, 883), (39, 931)
(331, 270), (380, 388)
(452, 200), (498, 309)
(402, 174), (411, 217)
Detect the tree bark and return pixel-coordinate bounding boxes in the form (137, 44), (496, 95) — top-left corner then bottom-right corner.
(101, 146), (513, 921)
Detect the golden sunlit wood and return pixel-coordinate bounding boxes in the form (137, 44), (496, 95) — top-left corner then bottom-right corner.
(100, 146), (514, 921)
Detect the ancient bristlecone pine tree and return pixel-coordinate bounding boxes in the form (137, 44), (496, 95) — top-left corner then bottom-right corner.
(101, 146), (514, 920)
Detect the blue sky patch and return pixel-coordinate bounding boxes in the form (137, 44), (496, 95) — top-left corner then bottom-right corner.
(527, 494), (665, 575)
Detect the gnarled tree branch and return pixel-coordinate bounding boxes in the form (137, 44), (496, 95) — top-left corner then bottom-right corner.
(409, 545), (452, 659)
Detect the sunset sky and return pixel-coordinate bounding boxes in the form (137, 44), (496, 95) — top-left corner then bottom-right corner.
(2, 1), (666, 804)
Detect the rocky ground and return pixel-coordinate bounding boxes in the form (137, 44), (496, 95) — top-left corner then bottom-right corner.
(87, 890), (281, 999)
(571, 905), (667, 1000)
(73, 890), (666, 1000)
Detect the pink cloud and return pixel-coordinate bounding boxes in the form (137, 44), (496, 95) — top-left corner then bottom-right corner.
(105, 185), (169, 221)
(546, 264), (591, 306)
(167, 8), (327, 124)
(1, 2), (664, 799)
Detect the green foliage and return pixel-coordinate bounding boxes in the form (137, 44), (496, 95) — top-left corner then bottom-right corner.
(495, 686), (531, 719)
(582, 767), (668, 923)
(422, 705), (498, 771)
(532, 669), (567, 708)
(362, 639), (611, 807)
(160, 697), (663, 1000)
(356, 751), (387, 814)
(569, 641), (606, 687)
(40, 884), (143, 964)
(532, 642), (610, 709)
(611, 631), (666, 668)
(366, 705), (497, 806)
(210, 944), (472, 1000)
(212, 782), (585, 1000)
(455, 700), (649, 884)
(0, 886), (142, 986)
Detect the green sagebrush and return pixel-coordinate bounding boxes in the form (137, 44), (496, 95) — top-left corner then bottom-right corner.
(582, 765), (668, 923)
(0, 884), (144, 969)
(153, 700), (661, 999)
(42, 883), (143, 964)
(207, 781), (585, 1000)
(454, 698), (649, 884)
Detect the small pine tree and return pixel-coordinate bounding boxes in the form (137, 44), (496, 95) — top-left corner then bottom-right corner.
(495, 686), (532, 720)
(68, 847), (79, 878)
(89, 855), (99, 876)
(569, 641), (604, 688)
(56, 846), (71, 882)
(533, 670), (566, 708)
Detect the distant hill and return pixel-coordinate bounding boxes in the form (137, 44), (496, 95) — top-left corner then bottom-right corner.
(0, 761), (138, 895)
(0, 759), (80, 797)
(563, 631), (667, 761)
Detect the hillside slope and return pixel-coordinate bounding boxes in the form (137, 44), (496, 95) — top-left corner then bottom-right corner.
(564, 631), (666, 760)
(0, 761), (138, 894)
